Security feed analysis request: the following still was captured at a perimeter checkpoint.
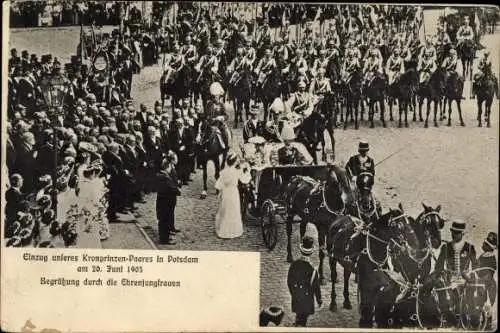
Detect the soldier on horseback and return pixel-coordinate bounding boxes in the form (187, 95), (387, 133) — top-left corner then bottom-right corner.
(311, 49), (330, 77)
(362, 49), (384, 88)
(435, 25), (452, 49)
(456, 16), (475, 48)
(441, 48), (462, 92)
(274, 37), (289, 61)
(294, 49), (309, 74)
(341, 49), (362, 85)
(473, 50), (494, 85)
(195, 46), (219, 83)
(163, 44), (185, 83)
(289, 81), (314, 116)
(243, 38), (257, 69)
(386, 48), (405, 86)
(417, 49), (437, 85)
(309, 68), (332, 96)
(181, 35), (198, 68)
(227, 48), (251, 86)
(255, 49), (277, 92)
(419, 35), (437, 63)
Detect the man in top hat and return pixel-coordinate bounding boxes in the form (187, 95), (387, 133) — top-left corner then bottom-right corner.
(435, 220), (477, 280)
(287, 235), (322, 327)
(243, 105), (264, 143)
(345, 141), (375, 184)
(170, 117), (194, 186)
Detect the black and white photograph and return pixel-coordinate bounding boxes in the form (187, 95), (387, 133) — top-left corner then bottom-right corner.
(2, 1), (499, 331)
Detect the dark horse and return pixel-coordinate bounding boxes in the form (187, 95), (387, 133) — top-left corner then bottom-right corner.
(443, 71), (466, 126)
(197, 115), (232, 199)
(417, 68), (445, 128)
(374, 203), (445, 328)
(388, 69), (419, 127)
(160, 65), (192, 110)
(228, 69), (253, 128)
(473, 73), (498, 127)
(457, 39), (476, 81)
(345, 204), (419, 328)
(363, 74), (387, 128)
(258, 69), (282, 123)
(283, 164), (353, 266)
(341, 70), (363, 129)
(296, 109), (327, 165)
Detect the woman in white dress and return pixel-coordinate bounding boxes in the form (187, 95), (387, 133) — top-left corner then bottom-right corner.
(214, 151), (243, 239)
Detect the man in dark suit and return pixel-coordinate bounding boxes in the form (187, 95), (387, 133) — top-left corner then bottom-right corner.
(144, 126), (165, 174)
(345, 140), (375, 183)
(102, 142), (128, 220)
(121, 135), (142, 208)
(135, 103), (150, 135)
(243, 105), (264, 143)
(170, 118), (194, 185)
(435, 220), (477, 279)
(5, 174), (26, 225)
(287, 235), (322, 327)
(156, 152), (181, 245)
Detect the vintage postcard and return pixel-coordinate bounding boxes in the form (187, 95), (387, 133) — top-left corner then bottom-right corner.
(1, 1), (498, 332)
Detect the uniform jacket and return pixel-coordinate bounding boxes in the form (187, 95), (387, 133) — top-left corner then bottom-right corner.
(287, 258), (322, 315)
(435, 241), (477, 276)
(345, 154), (375, 178)
(5, 187), (25, 223)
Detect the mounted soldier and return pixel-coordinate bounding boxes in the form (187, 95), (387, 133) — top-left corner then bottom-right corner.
(419, 35), (437, 63)
(417, 49), (437, 86)
(255, 49), (277, 93)
(195, 46), (219, 83)
(294, 48), (309, 75)
(386, 47), (405, 86)
(456, 16), (475, 48)
(441, 47), (461, 87)
(256, 20), (272, 54)
(181, 35), (198, 70)
(473, 50), (495, 86)
(341, 49), (361, 85)
(274, 38), (289, 61)
(243, 37), (257, 69)
(311, 49), (330, 78)
(163, 44), (185, 83)
(309, 68), (332, 96)
(289, 80), (313, 117)
(362, 49), (384, 88)
(227, 48), (251, 86)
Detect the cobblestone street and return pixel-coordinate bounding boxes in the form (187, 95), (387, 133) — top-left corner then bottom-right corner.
(9, 11), (499, 327)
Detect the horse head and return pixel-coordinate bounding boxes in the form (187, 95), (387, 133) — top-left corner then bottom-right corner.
(416, 202), (444, 249)
(379, 203), (419, 251)
(323, 165), (353, 216)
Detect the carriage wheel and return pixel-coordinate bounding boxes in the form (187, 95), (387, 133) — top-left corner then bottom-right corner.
(261, 200), (278, 251)
(459, 291), (488, 331)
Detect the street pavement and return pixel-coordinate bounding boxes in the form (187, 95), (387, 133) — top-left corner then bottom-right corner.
(8, 13), (499, 328)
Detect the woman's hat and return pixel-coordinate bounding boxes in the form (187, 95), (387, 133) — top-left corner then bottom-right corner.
(450, 220), (466, 233)
(484, 232), (497, 250)
(259, 306), (285, 326)
(299, 235), (315, 256)
(209, 82), (224, 96)
(280, 125), (296, 141)
(248, 136), (266, 145)
(358, 140), (369, 152)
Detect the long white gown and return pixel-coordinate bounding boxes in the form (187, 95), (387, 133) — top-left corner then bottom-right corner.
(214, 165), (243, 239)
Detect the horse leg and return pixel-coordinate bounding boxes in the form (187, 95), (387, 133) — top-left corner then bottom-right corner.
(478, 100), (483, 127)
(218, 152), (224, 175)
(380, 100), (387, 127)
(286, 217), (294, 263)
(343, 104), (350, 130)
(487, 102), (491, 127)
(360, 99), (365, 121)
(398, 101), (403, 128)
(447, 99), (453, 126)
(424, 99), (430, 128)
(318, 227), (326, 285)
(404, 101), (409, 127)
(354, 102), (359, 130)
(234, 99), (240, 129)
(457, 100), (465, 126)
(419, 97), (424, 122)
(434, 100), (439, 127)
(200, 160), (208, 199)
(329, 256), (338, 312)
(389, 98), (394, 121)
(343, 267), (352, 309)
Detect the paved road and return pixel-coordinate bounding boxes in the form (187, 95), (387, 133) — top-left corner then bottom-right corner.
(9, 17), (499, 328)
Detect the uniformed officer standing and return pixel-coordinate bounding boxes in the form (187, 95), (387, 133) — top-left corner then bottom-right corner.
(345, 141), (375, 184)
(476, 232), (497, 329)
(287, 235), (322, 327)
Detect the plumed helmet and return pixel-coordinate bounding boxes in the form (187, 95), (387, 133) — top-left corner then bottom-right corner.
(270, 97), (285, 113)
(209, 82), (224, 96)
(280, 124), (296, 141)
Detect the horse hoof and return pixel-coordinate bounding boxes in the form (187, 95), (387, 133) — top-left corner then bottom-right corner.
(419, 118), (424, 122)
(405, 123), (409, 128)
(447, 121), (452, 127)
(382, 122), (387, 128)
(355, 125), (359, 130)
(434, 123), (439, 128)
(461, 122), (466, 127)
(370, 124), (374, 128)
(343, 301), (353, 310)
(390, 117), (394, 121)
(329, 302), (338, 312)
(478, 123), (482, 127)
(424, 123), (428, 128)
(398, 123), (402, 128)
(412, 117), (416, 122)
(487, 123), (491, 128)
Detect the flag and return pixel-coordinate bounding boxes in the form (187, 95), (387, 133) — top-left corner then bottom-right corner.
(79, 22), (88, 64)
(475, 10), (481, 37)
(418, 12), (425, 45)
(314, 6), (322, 22)
(90, 23), (96, 59)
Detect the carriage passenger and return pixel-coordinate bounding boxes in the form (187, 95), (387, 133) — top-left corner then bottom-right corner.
(417, 50), (437, 85)
(277, 124), (313, 166)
